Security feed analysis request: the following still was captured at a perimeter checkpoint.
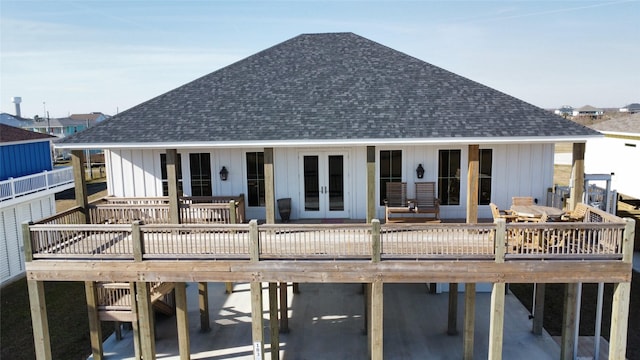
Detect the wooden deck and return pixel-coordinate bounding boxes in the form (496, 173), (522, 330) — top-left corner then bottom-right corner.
(22, 199), (636, 360)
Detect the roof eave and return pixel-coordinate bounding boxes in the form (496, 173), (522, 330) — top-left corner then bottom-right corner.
(54, 135), (603, 150)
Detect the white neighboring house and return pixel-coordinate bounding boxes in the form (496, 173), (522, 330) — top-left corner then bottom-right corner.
(572, 105), (604, 118)
(619, 103), (640, 114)
(585, 113), (640, 200)
(554, 105), (573, 117)
(0, 124), (74, 285)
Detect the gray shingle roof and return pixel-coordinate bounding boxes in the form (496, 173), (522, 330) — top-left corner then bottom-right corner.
(59, 32), (599, 147)
(590, 113), (640, 135)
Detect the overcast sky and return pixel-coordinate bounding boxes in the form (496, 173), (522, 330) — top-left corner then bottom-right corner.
(1, 0), (638, 119)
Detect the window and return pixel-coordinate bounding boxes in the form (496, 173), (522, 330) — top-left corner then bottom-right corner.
(189, 153), (212, 196)
(160, 153), (183, 196)
(438, 150), (461, 205)
(246, 152), (265, 206)
(478, 149), (493, 205)
(379, 150), (402, 205)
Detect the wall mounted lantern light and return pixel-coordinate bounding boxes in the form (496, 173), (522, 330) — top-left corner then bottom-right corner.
(219, 166), (229, 181)
(416, 164), (425, 179)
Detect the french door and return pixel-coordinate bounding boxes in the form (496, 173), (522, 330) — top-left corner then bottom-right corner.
(299, 151), (349, 218)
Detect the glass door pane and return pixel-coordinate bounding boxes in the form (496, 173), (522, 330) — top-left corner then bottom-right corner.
(303, 156), (320, 211)
(328, 155), (344, 211)
(190, 153), (212, 197)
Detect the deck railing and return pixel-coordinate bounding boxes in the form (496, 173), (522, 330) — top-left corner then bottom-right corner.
(259, 224), (373, 259)
(505, 222), (625, 259)
(381, 223), (496, 259)
(28, 224), (134, 259)
(0, 167), (74, 202)
(24, 215), (634, 262)
(97, 282), (134, 311)
(141, 224), (251, 259)
(87, 195), (246, 225)
(34, 206), (86, 225)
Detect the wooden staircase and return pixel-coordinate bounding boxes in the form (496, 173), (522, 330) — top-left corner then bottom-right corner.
(96, 282), (176, 322)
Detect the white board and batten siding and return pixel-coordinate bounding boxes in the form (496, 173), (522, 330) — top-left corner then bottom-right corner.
(586, 136), (640, 200)
(104, 143), (554, 222)
(1, 195), (55, 285)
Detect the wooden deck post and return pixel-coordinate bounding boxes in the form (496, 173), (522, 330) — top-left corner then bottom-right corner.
(264, 148), (283, 350)
(264, 147), (275, 224)
(532, 283), (546, 335)
(129, 283), (142, 360)
(198, 282), (211, 332)
(23, 224), (52, 359)
(367, 146), (376, 223)
(85, 281), (103, 360)
(467, 144), (479, 223)
(608, 218), (635, 359)
(569, 143), (585, 211)
(269, 283), (280, 359)
(488, 218), (506, 360)
(463, 146), (479, 358)
(71, 149), (89, 223)
(463, 283), (475, 360)
(132, 220), (143, 262)
(447, 283), (458, 335)
(249, 220), (264, 359)
(136, 282), (156, 360)
(166, 149), (181, 224)
(368, 220), (383, 359)
(560, 283), (578, 360)
(175, 282), (190, 360)
(27, 280), (52, 360)
(370, 280), (383, 360)
(225, 200), (236, 294)
(278, 283), (288, 333)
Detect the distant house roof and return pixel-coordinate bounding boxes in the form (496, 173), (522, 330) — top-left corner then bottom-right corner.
(619, 103), (640, 112)
(575, 105), (603, 112)
(0, 112), (32, 128)
(69, 112), (109, 122)
(23, 117), (95, 129)
(58, 32), (599, 149)
(0, 124), (54, 143)
(590, 113), (640, 135)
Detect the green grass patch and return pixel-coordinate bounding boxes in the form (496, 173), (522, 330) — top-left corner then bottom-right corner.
(1, 279), (113, 360)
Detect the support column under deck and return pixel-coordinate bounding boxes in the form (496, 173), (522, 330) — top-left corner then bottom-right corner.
(488, 219), (506, 359)
(608, 218), (635, 359)
(560, 283), (578, 360)
(175, 282), (190, 360)
(447, 283), (458, 335)
(463, 145), (479, 358)
(279, 283), (288, 333)
(370, 280), (383, 360)
(463, 283), (476, 360)
(532, 283), (546, 335)
(488, 283), (505, 360)
(85, 281), (103, 360)
(27, 280), (52, 360)
(251, 282), (264, 359)
(198, 282), (211, 332)
(136, 282), (156, 360)
(269, 283), (280, 360)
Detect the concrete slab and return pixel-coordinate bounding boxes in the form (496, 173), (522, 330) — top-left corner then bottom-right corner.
(633, 251), (640, 273)
(92, 282), (560, 359)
